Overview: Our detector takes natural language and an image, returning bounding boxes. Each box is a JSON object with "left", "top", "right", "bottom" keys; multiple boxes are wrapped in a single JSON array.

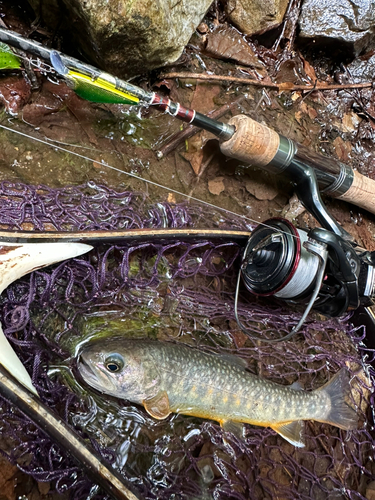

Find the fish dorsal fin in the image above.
[
  {"left": 271, "top": 421, "right": 305, "bottom": 448},
  {"left": 143, "top": 390, "right": 171, "bottom": 420},
  {"left": 221, "top": 419, "right": 246, "bottom": 439},
  {"left": 219, "top": 353, "right": 247, "bottom": 370}
]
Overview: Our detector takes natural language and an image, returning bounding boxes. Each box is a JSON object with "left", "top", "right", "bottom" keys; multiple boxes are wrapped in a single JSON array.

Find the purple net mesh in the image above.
[{"left": 0, "top": 180, "right": 373, "bottom": 500}]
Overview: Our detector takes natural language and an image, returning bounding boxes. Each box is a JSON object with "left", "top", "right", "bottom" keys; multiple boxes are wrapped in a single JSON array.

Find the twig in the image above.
[
  {"left": 156, "top": 95, "right": 245, "bottom": 158},
  {"left": 273, "top": 0, "right": 303, "bottom": 52},
  {"left": 187, "top": 152, "right": 215, "bottom": 198},
  {"left": 161, "top": 72, "right": 373, "bottom": 92}
]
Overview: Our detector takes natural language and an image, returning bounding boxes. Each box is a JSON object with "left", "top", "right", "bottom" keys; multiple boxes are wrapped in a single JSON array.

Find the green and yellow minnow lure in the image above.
[
  {"left": 50, "top": 51, "right": 139, "bottom": 105},
  {"left": 0, "top": 42, "right": 21, "bottom": 70},
  {"left": 0, "top": 28, "right": 233, "bottom": 139},
  {"left": 49, "top": 50, "right": 233, "bottom": 139}
]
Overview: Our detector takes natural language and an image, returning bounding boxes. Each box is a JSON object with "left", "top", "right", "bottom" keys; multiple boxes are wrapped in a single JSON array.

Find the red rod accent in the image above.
[{"left": 152, "top": 94, "right": 195, "bottom": 123}]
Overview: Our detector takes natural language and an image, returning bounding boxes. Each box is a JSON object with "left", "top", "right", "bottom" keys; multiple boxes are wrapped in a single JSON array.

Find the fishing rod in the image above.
[
  {"left": 0, "top": 27, "right": 374, "bottom": 221},
  {"left": 1, "top": 27, "right": 375, "bottom": 340}
]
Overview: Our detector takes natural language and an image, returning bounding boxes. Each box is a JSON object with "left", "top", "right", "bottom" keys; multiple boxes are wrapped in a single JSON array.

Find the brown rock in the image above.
[
  {"left": 28, "top": 0, "right": 214, "bottom": 78},
  {"left": 225, "top": 0, "right": 290, "bottom": 35}
]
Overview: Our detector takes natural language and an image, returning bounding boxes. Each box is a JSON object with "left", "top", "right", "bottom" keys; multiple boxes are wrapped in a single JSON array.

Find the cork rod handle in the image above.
[
  {"left": 220, "top": 114, "right": 375, "bottom": 216},
  {"left": 337, "top": 170, "right": 375, "bottom": 215},
  {"left": 220, "top": 114, "right": 280, "bottom": 166}
]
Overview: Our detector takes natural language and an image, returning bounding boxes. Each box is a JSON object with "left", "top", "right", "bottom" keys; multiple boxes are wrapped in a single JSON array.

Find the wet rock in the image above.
[
  {"left": 0, "top": 76, "right": 31, "bottom": 116},
  {"left": 299, "top": 0, "right": 375, "bottom": 56},
  {"left": 346, "top": 54, "right": 375, "bottom": 83},
  {"left": 27, "top": 0, "right": 213, "bottom": 78},
  {"left": 225, "top": 0, "right": 289, "bottom": 35}
]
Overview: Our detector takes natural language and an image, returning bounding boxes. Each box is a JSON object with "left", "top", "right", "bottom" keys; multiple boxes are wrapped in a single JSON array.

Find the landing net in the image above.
[{"left": 0, "top": 181, "right": 373, "bottom": 500}]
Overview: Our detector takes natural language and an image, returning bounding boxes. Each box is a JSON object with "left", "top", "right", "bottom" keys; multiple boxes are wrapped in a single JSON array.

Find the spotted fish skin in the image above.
[{"left": 78, "top": 339, "right": 358, "bottom": 446}]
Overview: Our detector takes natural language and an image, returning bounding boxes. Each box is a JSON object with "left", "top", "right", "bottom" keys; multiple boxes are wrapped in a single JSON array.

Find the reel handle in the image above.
[{"left": 220, "top": 114, "right": 375, "bottom": 216}]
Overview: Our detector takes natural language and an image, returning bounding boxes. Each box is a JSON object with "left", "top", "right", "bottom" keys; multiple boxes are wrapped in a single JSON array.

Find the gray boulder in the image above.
[
  {"left": 299, "top": 0, "right": 375, "bottom": 56},
  {"left": 225, "top": 0, "right": 290, "bottom": 35},
  {"left": 346, "top": 55, "right": 375, "bottom": 83},
  {"left": 27, "top": 0, "right": 214, "bottom": 77}
]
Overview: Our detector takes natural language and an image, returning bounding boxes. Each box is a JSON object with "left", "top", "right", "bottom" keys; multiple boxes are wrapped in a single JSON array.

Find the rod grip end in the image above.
[{"left": 338, "top": 170, "right": 375, "bottom": 215}]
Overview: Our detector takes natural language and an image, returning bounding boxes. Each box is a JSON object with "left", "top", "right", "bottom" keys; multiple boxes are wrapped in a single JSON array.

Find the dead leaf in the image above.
[
  {"left": 245, "top": 179, "right": 279, "bottom": 201},
  {"left": 278, "top": 82, "right": 295, "bottom": 91},
  {"left": 0, "top": 455, "right": 17, "bottom": 500},
  {"left": 208, "top": 177, "right": 225, "bottom": 195},
  {"left": 342, "top": 112, "right": 361, "bottom": 133},
  {"left": 333, "top": 136, "right": 352, "bottom": 162},
  {"left": 295, "top": 101, "right": 317, "bottom": 122},
  {"left": 366, "top": 481, "right": 375, "bottom": 500},
  {"left": 190, "top": 83, "right": 221, "bottom": 115},
  {"left": 302, "top": 56, "right": 318, "bottom": 83},
  {"left": 295, "top": 110, "right": 303, "bottom": 123},
  {"left": 204, "top": 25, "right": 263, "bottom": 69},
  {"left": 181, "top": 150, "right": 204, "bottom": 176}
]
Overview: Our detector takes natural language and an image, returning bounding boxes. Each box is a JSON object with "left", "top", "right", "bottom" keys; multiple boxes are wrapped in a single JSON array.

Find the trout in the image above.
[{"left": 77, "top": 339, "right": 358, "bottom": 447}]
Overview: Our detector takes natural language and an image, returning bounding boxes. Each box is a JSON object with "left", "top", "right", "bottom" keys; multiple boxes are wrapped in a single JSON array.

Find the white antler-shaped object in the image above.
[{"left": 0, "top": 242, "right": 92, "bottom": 394}]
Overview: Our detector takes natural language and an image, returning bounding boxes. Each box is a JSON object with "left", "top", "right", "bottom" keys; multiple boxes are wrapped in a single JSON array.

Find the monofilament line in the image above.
[{"left": 0, "top": 122, "right": 298, "bottom": 240}]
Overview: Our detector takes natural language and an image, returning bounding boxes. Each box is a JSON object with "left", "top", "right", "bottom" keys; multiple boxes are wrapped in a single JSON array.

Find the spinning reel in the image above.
[{"left": 236, "top": 159, "right": 375, "bottom": 342}]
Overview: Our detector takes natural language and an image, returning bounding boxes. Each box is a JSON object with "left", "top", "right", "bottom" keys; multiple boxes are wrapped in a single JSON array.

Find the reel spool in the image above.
[
  {"left": 241, "top": 219, "right": 320, "bottom": 300},
  {"left": 236, "top": 218, "right": 375, "bottom": 342}
]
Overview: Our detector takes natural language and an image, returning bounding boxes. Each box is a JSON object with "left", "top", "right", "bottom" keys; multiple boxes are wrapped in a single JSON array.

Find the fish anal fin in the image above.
[
  {"left": 271, "top": 420, "right": 305, "bottom": 448},
  {"left": 143, "top": 390, "right": 171, "bottom": 420},
  {"left": 220, "top": 420, "right": 246, "bottom": 440}
]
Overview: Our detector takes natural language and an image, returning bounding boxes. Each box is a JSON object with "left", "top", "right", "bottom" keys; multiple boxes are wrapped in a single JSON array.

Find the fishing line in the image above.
[{"left": 0, "top": 121, "right": 300, "bottom": 240}]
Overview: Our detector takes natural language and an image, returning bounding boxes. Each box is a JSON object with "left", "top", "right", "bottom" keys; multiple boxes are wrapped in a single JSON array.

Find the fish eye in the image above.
[{"left": 104, "top": 353, "right": 124, "bottom": 373}]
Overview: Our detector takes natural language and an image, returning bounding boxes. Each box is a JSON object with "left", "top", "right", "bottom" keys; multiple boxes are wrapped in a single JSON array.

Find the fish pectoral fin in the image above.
[
  {"left": 289, "top": 381, "right": 304, "bottom": 391},
  {"left": 271, "top": 420, "right": 305, "bottom": 448},
  {"left": 143, "top": 390, "right": 171, "bottom": 420},
  {"left": 220, "top": 420, "right": 246, "bottom": 440}
]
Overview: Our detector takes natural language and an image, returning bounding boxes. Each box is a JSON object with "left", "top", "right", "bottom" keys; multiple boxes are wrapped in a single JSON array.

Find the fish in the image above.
[{"left": 77, "top": 338, "right": 358, "bottom": 447}]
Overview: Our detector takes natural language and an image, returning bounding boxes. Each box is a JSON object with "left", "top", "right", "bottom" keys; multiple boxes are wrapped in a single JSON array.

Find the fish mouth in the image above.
[
  {"left": 77, "top": 352, "right": 117, "bottom": 394},
  {"left": 77, "top": 354, "right": 101, "bottom": 386}
]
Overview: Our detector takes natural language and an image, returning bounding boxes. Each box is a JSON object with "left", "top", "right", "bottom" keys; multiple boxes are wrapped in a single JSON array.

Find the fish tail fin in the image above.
[{"left": 317, "top": 368, "right": 358, "bottom": 430}]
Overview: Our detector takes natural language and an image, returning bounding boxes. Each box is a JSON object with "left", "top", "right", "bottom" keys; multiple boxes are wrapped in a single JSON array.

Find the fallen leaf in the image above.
[
  {"left": 342, "top": 112, "right": 361, "bottom": 133},
  {"left": 302, "top": 56, "right": 318, "bottom": 83},
  {"left": 204, "top": 25, "right": 263, "bottom": 69},
  {"left": 190, "top": 83, "right": 221, "bottom": 115},
  {"left": 333, "top": 136, "right": 352, "bottom": 162},
  {"left": 181, "top": 150, "right": 204, "bottom": 175},
  {"left": 366, "top": 481, "right": 375, "bottom": 500},
  {"left": 245, "top": 179, "right": 279, "bottom": 201},
  {"left": 208, "top": 177, "right": 225, "bottom": 195},
  {"left": 0, "top": 76, "right": 31, "bottom": 115},
  {"left": 278, "top": 81, "right": 295, "bottom": 91},
  {"left": 295, "top": 110, "right": 303, "bottom": 123}
]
